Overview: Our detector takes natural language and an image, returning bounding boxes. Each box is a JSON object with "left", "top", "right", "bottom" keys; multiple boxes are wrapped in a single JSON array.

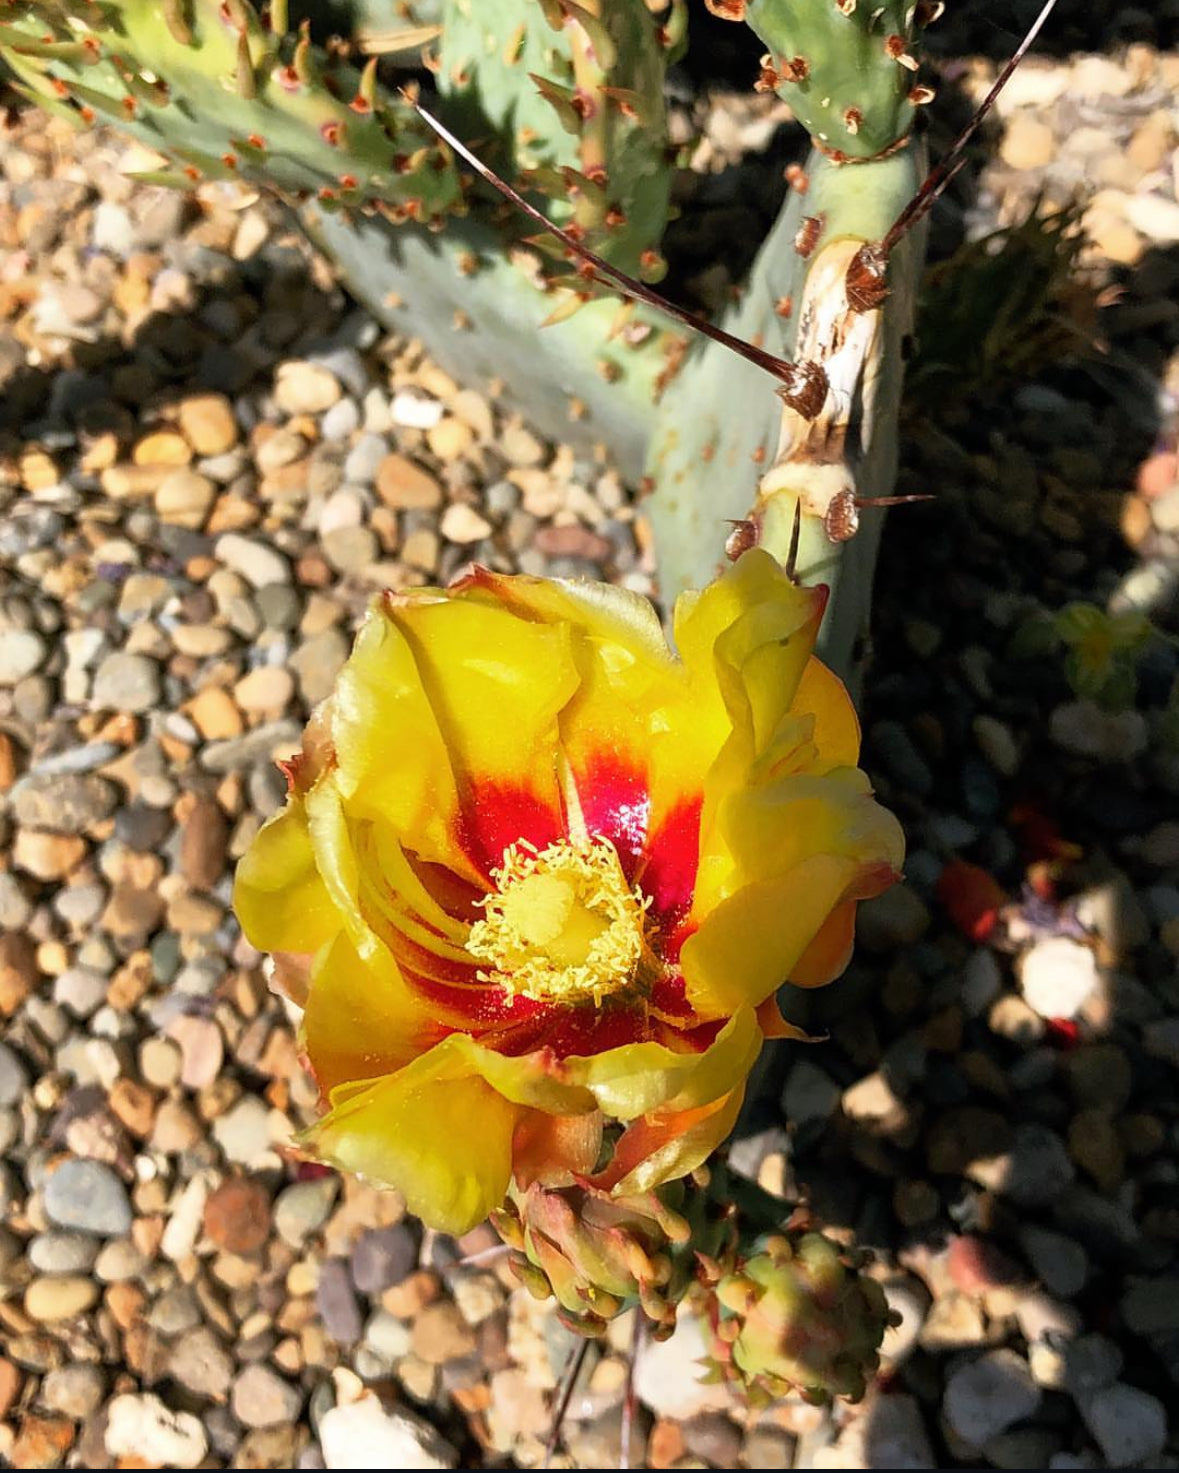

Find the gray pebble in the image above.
[
  {"left": 10, "top": 772, "right": 118, "bottom": 834},
  {"left": 28, "top": 1230, "right": 100, "bottom": 1274},
  {"left": 350, "top": 1225, "right": 418, "bottom": 1295},
  {"left": 91, "top": 652, "right": 161, "bottom": 713},
  {"left": 317, "top": 1256, "right": 364, "bottom": 1345},
  {"left": 0, "top": 1043, "right": 28, "bottom": 1108},
  {"left": 43, "top": 1158, "right": 133, "bottom": 1236}
]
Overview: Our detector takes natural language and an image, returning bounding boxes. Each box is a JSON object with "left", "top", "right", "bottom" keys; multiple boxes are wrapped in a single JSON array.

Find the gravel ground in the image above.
[{"left": 0, "top": 33, "right": 1178, "bottom": 1473}]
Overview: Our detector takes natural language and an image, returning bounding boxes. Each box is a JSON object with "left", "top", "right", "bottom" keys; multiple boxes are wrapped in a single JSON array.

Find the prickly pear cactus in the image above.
[
  {"left": 743, "top": 0, "right": 940, "bottom": 160},
  {"left": 0, "top": 0, "right": 683, "bottom": 463},
  {"left": 0, "top": 0, "right": 462, "bottom": 220}
]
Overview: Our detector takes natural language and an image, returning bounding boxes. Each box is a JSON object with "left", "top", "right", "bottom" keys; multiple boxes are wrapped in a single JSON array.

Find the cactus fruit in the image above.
[
  {"left": 492, "top": 1179, "right": 693, "bottom": 1339},
  {"left": 706, "top": 1230, "right": 894, "bottom": 1405}
]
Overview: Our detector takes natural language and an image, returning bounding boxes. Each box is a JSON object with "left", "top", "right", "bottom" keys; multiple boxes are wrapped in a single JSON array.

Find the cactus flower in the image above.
[{"left": 234, "top": 551, "right": 902, "bottom": 1233}]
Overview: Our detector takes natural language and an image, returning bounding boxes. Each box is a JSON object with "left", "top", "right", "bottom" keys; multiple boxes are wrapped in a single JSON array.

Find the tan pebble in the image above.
[
  {"left": 104, "top": 1281, "right": 145, "bottom": 1333},
  {"left": 1127, "top": 112, "right": 1175, "bottom": 175},
  {"left": 133, "top": 429, "right": 192, "bottom": 467},
  {"left": 178, "top": 392, "right": 239, "bottom": 455},
  {"left": 19, "top": 446, "right": 58, "bottom": 491},
  {"left": 402, "top": 528, "right": 439, "bottom": 572},
  {"left": 234, "top": 666, "right": 295, "bottom": 713},
  {"left": 381, "top": 1269, "right": 441, "bottom": 1320},
  {"left": 0, "top": 934, "right": 38, "bottom": 1016},
  {"left": 322, "top": 525, "right": 379, "bottom": 574},
  {"left": 167, "top": 893, "right": 223, "bottom": 936},
  {"left": 451, "top": 388, "right": 494, "bottom": 441},
  {"left": 1120, "top": 494, "right": 1153, "bottom": 548},
  {"left": 151, "top": 1097, "right": 203, "bottom": 1154},
  {"left": 187, "top": 686, "right": 244, "bottom": 740},
  {"left": 108, "top": 1078, "right": 157, "bottom": 1137},
  {"left": 1083, "top": 205, "right": 1144, "bottom": 266},
  {"left": 101, "top": 884, "right": 165, "bottom": 939},
  {"left": 12, "top": 829, "right": 87, "bottom": 881},
  {"left": 274, "top": 361, "right": 341, "bottom": 416},
  {"left": 206, "top": 496, "right": 261, "bottom": 535},
  {"left": 0, "top": 731, "right": 20, "bottom": 790},
  {"left": 155, "top": 468, "right": 216, "bottom": 529},
  {"left": 172, "top": 626, "right": 235, "bottom": 659},
  {"left": 440, "top": 503, "right": 491, "bottom": 544},
  {"left": 140, "top": 1035, "right": 182, "bottom": 1089},
  {"left": 375, "top": 453, "right": 443, "bottom": 510},
  {"left": 181, "top": 798, "right": 229, "bottom": 890},
  {"left": 254, "top": 427, "right": 307, "bottom": 473},
  {"left": 0, "top": 1358, "right": 20, "bottom": 1419},
  {"left": 1000, "top": 114, "right": 1055, "bottom": 171},
  {"left": 25, "top": 1275, "right": 98, "bottom": 1322},
  {"left": 10, "top": 1414, "right": 74, "bottom": 1469},
  {"left": 427, "top": 415, "right": 474, "bottom": 462},
  {"left": 101, "top": 463, "right": 170, "bottom": 499}
]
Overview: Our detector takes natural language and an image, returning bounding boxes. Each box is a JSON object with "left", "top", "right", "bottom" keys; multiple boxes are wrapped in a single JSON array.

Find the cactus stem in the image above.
[
  {"left": 267, "top": 0, "right": 286, "bottom": 34},
  {"left": 161, "top": 0, "right": 192, "bottom": 45}
]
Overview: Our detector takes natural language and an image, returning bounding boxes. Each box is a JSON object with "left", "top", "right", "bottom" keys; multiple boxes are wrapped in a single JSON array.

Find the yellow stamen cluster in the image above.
[{"left": 467, "top": 836, "right": 650, "bottom": 1006}]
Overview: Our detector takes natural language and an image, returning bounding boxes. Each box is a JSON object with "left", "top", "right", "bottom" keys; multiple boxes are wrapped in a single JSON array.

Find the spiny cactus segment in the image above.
[
  {"left": 739, "top": 0, "right": 943, "bottom": 161},
  {"left": 0, "top": 0, "right": 464, "bottom": 220},
  {"left": 437, "top": 0, "right": 678, "bottom": 283}
]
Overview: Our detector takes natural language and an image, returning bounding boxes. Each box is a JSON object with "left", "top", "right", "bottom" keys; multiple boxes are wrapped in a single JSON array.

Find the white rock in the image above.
[
  {"left": 1019, "top": 937, "right": 1099, "bottom": 1020},
  {"left": 1080, "top": 1382, "right": 1166, "bottom": 1466},
  {"left": 632, "top": 1312, "right": 732, "bottom": 1419},
  {"left": 160, "top": 1173, "right": 212, "bottom": 1262},
  {"left": 0, "top": 630, "right": 47, "bottom": 685},
  {"left": 214, "top": 532, "right": 291, "bottom": 588},
  {"left": 943, "top": 1349, "right": 1041, "bottom": 1447},
  {"left": 1049, "top": 701, "right": 1147, "bottom": 762},
  {"left": 390, "top": 389, "right": 444, "bottom": 429},
  {"left": 105, "top": 1392, "right": 208, "bottom": 1465},
  {"left": 319, "top": 1393, "right": 458, "bottom": 1470}
]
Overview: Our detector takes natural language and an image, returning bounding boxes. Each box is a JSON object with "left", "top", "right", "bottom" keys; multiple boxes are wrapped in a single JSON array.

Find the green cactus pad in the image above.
[
  {"left": 744, "top": 0, "right": 940, "bottom": 160},
  {"left": 0, "top": 0, "right": 463, "bottom": 220},
  {"left": 437, "top": 0, "right": 675, "bottom": 274}
]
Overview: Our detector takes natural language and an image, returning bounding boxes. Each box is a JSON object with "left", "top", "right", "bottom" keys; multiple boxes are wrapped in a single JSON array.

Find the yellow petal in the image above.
[
  {"left": 232, "top": 798, "right": 338, "bottom": 956},
  {"left": 328, "top": 600, "right": 464, "bottom": 871},
  {"left": 789, "top": 657, "right": 861, "bottom": 770},
  {"left": 680, "top": 853, "right": 866, "bottom": 1017},
  {"left": 302, "top": 934, "right": 444, "bottom": 1094},
  {"left": 386, "top": 591, "right": 579, "bottom": 812},
  {"left": 563, "top": 1005, "right": 762, "bottom": 1121},
  {"left": 305, "top": 1046, "right": 521, "bottom": 1235}
]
